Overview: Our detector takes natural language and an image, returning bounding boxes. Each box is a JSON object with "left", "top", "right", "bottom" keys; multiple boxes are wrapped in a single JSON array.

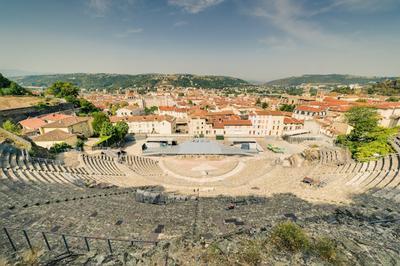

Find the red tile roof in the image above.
[
  {"left": 296, "top": 105, "right": 326, "bottom": 112},
  {"left": 41, "top": 117, "right": 91, "bottom": 128},
  {"left": 40, "top": 113, "right": 72, "bottom": 122},
  {"left": 159, "top": 106, "right": 188, "bottom": 112},
  {"left": 19, "top": 118, "right": 47, "bottom": 130},
  {"left": 111, "top": 115, "right": 175, "bottom": 123},
  {"left": 223, "top": 120, "right": 252, "bottom": 126},
  {"left": 32, "top": 129, "right": 76, "bottom": 142},
  {"left": 252, "top": 110, "right": 292, "bottom": 116},
  {"left": 284, "top": 117, "right": 304, "bottom": 125}
]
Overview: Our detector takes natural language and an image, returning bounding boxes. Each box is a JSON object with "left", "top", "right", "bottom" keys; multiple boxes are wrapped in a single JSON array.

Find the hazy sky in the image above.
[{"left": 1, "top": 0, "right": 399, "bottom": 81}]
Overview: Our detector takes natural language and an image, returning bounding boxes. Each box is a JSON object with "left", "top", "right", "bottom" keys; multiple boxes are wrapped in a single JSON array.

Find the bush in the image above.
[
  {"left": 75, "top": 139, "right": 84, "bottom": 151},
  {"left": 237, "top": 240, "right": 262, "bottom": 265},
  {"left": 2, "top": 120, "right": 22, "bottom": 135},
  {"left": 21, "top": 247, "right": 43, "bottom": 265},
  {"left": 216, "top": 135, "right": 224, "bottom": 140},
  {"left": 49, "top": 142, "right": 72, "bottom": 154},
  {"left": 34, "top": 101, "right": 49, "bottom": 110},
  {"left": 202, "top": 243, "right": 229, "bottom": 265},
  {"left": 270, "top": 221, "right": 309, "bottom": 252},
  {"left": 313, "top": 237, "right": 338, "bottom": 263}
]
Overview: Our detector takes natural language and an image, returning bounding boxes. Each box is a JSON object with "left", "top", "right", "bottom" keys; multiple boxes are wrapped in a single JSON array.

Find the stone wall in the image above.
[{"left": 0, "top": 103, "right": 75, "bottom": 124}]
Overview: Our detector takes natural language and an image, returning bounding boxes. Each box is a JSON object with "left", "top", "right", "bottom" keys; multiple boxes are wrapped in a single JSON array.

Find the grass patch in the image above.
[
  {"left": 0, "top": 257, "right": 9, "bottom": 266},
  {"left": 271, "top": 221, "right": 310, "bottom": 253},
  {"left": 313, "top": 237, "right": 340, "bottom": 263},
  {"left": 237, "top": 240, "right": 262, "bottom": 265},
  {"left": 20, "top": 247, "right": 43, "bottom": 265},
  {"left": 202, "top": 243, "right": 230, "bottom": 265}
]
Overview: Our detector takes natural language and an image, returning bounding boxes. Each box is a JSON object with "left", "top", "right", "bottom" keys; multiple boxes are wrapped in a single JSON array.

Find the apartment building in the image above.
[
  {"left": 116, "top": 105, "right": 144, "bottom": 116},
  {"left": 293, "top": 106, "right": 327, "bottom": 121},
  {"left": 249, "top": 110, "right": 288, "bottom": 136},
  {"left": 158, "top": 106, "right": 188, "bottom": 120},
  {"left": 111, "top": 115, "right": 176, "bottom": 135}
]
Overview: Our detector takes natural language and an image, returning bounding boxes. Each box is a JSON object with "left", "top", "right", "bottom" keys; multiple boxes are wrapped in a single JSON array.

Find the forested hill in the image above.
[
  {"left": 266, "top": 74, "right": 397, "bottom": 86},
  {"left": 0, "top": 73, "right": 29, "bottom": 95},
  {"left": 12, "top": 73, "right": 250, "bottom": 89}
]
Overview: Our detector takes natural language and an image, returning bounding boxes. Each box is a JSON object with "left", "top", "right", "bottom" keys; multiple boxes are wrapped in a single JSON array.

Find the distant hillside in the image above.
[
  {"left": 12, "top": 73, "right": 250, "bottom": 89},
  {"left": 266, "top": 74, "right": 397, "bottom": 86}
]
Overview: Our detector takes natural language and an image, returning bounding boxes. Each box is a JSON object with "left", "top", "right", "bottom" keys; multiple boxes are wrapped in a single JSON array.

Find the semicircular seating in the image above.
[
  {"left": 120, "top": 155, "right": 163, "bottom": 177},
  {"left": 80, "top": 154, "right": 125, "bottom": 176}
]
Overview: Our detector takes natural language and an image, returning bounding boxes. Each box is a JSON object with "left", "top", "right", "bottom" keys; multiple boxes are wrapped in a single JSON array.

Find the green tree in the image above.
[
  {"left": 345, "top": 106, "right": 379, "bottom": 140},
  {"left": 109, "top": 102, "right": 128, "bottom": 115},
  {"left": 337, "top": 107, "right": 397, "bottom": 161},
  {"left": 310, "top": 88, "right": 318, "bottom": 96},
  {"left": 75, "top": 139, "right": 84, "bottom": 151},
  {"left": 100, "top": 121, "right": 116, "bottom": 137},
  {"left": 114, "top": 121, "right": 129, "bottom": 141},
  {"left": 261, "top": 102, "right": 268, "bottom": 109},
  {"left": 2, "top": 120, "right": 22, "bottom": 135},
  {"left": 46, "top": 82, "right": 79, "bottom": 98},
  {"left": 332, "top": 86, "right": 354, "bottom": 94},
  {"left": 49, "top": 142, "right": 72, "bottom": 153},
  {"left": 144, "top": 106, "right": 158, "bottom": 115},
  {"left": 279, "top": 104, "right": 295, "bottom": 112},
  {"left": 92, "top": 112, "right": 110, "bottom": 135},
  {"left": 0, "top": 74, "right": 29, "bottom": 96},
  {"left": 78, "top": 98, "right": 99, "bottom": 114},
  {"left": 386, "top": 96, "right": 400, "bottom": 102}
]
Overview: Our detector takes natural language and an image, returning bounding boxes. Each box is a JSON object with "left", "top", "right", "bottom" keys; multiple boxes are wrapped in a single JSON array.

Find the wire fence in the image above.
[{"left": 2, "top": 227, "right": 158, "bottom": 255}]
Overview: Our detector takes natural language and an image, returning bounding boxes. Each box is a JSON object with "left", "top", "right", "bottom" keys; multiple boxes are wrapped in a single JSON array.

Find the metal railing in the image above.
[{"left": 2, "top": 227, "right": 158, "bottom": 255}]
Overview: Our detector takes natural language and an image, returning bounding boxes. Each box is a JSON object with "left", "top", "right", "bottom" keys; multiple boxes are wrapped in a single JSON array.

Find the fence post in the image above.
[
  {"left": 22, "top": 230, "right": 33, "bottom": 250},
  {"left": 107, "top": 239, "right": 113, "bottom": 254},
  {"left": 3, "top": 228, "right": 16, "bottom": 252},
  {"left": 42, "top": 232, "right": 51, "bottom": 250},
  {"left": 84, "top": 237, "right": 90, "bottom": 251},
  {"left": 62, "top": 234, "right": 70, "bottom": 253}
]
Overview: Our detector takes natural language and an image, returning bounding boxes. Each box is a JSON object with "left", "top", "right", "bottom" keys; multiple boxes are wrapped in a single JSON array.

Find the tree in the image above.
[
  {"left": 2, "top": 120, "right": 22, "bottom": 135},
  {"left": 8, "top": 82, "right": 27, "bottom": 95},
  {"left": 109, "top": 102, "right": 128, "bottom": 115},
  {"left": 79, "top": 98, "right": 99, "bottom": 114},
  {"left": 114, "top": 121, "right": 129, "bottom": 141},
  {"left": 0, "top": 73, "right": 29, "bottom": 96},
  {"left": 336, "top": 106, "right": 396, "bottom": 162},
  {"left": 49, "top": 142, "right": 72, "bottom": 154},
  {"left": 332, "top": 86, "right": 354, "bottom": 94},
  {"left": 256, "top": 98, "right": 261, "bottom": 106},
  {"left": 345, "top": 106, "right": 379, "bottom": 140},
  {"left": 98, "top": 120, "right": 128, "bottom": 147},
  {"left": 310, "top": 88, "right": 318, "bottom": 96},
  {"left": 46, "top": 82, "right": 79, "bottom": 98},
  {"left": 100, "top": 121, "right": 116, "bottom": 137},
  {"left": 0, "top": 73, "right": 11, "bottom": 88},
  {"left": 144, "top": 106, "right": 158, "bottom": 115},
  {"left": 261, "top": 102, "right": 268, "bottom": 109},
  {"left": 92, "top": 112, "right": 110, "bottom": 135},
  {"left": 386, "top": 96, "right": 400, "bottom": 102},
  {"left": 279, "top": 104, "right": 295, "bottom": 112},
  {"left": 75, "top": 139, "right": 84, "bottom": 151}
]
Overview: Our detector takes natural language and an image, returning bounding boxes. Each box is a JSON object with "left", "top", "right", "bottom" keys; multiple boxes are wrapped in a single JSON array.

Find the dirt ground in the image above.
[{"left": 0, "top": 96, "right": 46, "bottom": 110}]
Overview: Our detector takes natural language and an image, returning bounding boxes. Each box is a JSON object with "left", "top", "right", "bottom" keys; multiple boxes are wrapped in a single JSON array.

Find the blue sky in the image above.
[{"left": 1, "top": 0, "right": 399, "bottom": 81}]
